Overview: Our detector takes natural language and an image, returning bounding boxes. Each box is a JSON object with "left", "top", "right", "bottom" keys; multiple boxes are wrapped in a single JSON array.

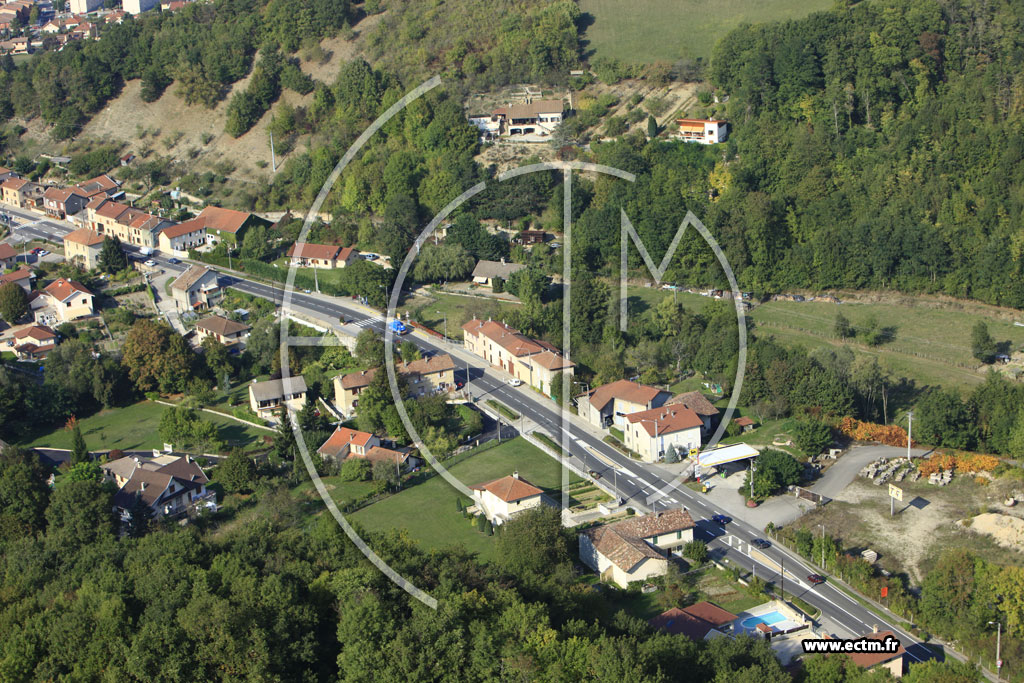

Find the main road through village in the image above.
[{"left": 7, "top": 205, "right": 946, "bottom": 667}]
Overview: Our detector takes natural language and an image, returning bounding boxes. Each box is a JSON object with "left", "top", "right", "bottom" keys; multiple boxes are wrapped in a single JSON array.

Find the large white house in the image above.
[
  {"left": 676, "top": 118, "right": 729, "bottom": 144},
  {"left": 470, "top": 472, "right": 550, "bottom": 525},
  {"left": 579, "top": 509, "right": 696, "bottom": 588},
  {"left": 624, "top": 405, "right": 704, "bottom": 463},
  {"left": 579, "top": 379, "right": 672, "bottom": 431}
]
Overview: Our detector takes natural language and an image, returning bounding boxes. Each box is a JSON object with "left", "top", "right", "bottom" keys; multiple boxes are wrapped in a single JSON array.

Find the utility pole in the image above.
[
  {"left": 227, "top": 243, "right": 232, "bottom": 271},
  {"left": 907, "top": 410, "right": 913, "bottom": 463},
  {"left": 821, "top": 524, "right": 825, "bottom": 569},
  {"left": 436, "top": 310, "right": 447, "bottom": 340},
  {"left": 313, "top": 264, "right": 319, "bottom": 293},
  {"left": 270, "top": 132, "right": 277, "bottom": 173},
  {"left": 496, "top": 414, "right": 501, "bottom": 444},
  {"left": 750, "top": 459, "right": 755, "bottom": 500},
  {"left": 780, "top": 556, "right": 785, "bottom": 600},
  {"left": 989, "top": 620, "right": 1002, "bottom": 679}
]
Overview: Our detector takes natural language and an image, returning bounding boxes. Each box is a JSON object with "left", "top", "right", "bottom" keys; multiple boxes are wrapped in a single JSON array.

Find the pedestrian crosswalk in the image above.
[{"left": 349, "top": 316, "right": 382, "bottom": 328}]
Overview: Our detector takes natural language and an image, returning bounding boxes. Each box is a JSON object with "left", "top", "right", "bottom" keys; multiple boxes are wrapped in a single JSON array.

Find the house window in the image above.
[
  {"left": 651, "top": 535, "right": 658, "bottom": 544},
  {"left": 676, "top": 530, "right": 682, "bottom": 539}
]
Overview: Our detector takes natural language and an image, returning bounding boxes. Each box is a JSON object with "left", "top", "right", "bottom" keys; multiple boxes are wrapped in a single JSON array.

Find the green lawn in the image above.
[
  {"left": 625, "top": 285, "right": 713, "bottom": 316},
  {"left": 579, "top": 0, "right": 834, "bottom": 63},
  {"left": 24, "top": 400, "right": 268, "bottom": 452},
  {"left": 349, "top": 438, "right": 579, "bottom": 561},
  {"left": 403, "top": 291, "right": 521, "bottom": 339}
]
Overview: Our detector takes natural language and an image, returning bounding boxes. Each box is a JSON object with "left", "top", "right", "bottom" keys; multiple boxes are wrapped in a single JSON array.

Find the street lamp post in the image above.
[
  {"left": 989, "top": 621, "right": 1002, "bottom": 679},
  {"left": 639, "top": 415, "right": 662, "bottom": 461},
  {"left": 906, "top": 410, "right": 913, "bottom": 463},
  {"left": 821, "top": 524, "right": 826, "bottom": 569}
]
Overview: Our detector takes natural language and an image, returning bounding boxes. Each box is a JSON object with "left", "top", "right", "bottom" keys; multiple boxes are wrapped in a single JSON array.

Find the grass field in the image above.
[
  {"left": 349, "top": 438, "right": 579, "bottom": 561},
  {"left": 23, "top": 401, "right": 267, "bottom": 452},
  {"left": 402, "top": 291, "right": 521, "bottom": 339},
  {"left": 579, "top": 0, "right": 834, "bottom": 63}
]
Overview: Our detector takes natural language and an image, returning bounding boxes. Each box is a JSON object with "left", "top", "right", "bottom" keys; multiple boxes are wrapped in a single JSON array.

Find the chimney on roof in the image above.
[
  {"left": 185, "top": 455, "right": 191, "bottom": 463},
  {"left": 140, "top": 482, "right": 147, "bottom": 490},
  {"left": 512, "top": 471, "right": 519, "bottom": 479}
]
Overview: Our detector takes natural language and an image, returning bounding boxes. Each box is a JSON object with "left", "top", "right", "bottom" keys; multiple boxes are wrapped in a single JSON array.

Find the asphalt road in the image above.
[{"left": 6, "top": 206, "right": 943, "bottom": 657}]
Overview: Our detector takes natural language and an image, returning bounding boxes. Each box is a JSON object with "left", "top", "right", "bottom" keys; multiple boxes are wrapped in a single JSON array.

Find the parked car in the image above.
[
  {"left": 711, "top": 514, "right": 731, "bottom": 525},
  {"left": 168, "top": 257, "right": 180, "bottom": 264},
  {"left": 143, "top": 259, "right": 157, "bottom": 267},
  {"left": 751, "top": 539, "right": 771, "bottom": 549},
  {"left": 588, "top": 469, "right": 601, "bottom": 479},
  {"left": 38, "top": 249, "right": 49, "bottom": 257},
  {"left": 807, "top": 574, "right": 826, "bottom": 586},
  {"left": 507, "top": 378, "right": 522, "bottom": 387}
]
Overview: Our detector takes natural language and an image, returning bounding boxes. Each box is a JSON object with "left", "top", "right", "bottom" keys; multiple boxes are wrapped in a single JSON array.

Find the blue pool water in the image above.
[{"left": 740, "top": 611, "right": 788, "bottom": 629}]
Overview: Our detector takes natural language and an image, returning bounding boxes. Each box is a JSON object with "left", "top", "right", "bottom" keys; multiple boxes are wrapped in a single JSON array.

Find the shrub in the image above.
[{"left": 682, "top": 540, "right": 708, "bottom": 563}]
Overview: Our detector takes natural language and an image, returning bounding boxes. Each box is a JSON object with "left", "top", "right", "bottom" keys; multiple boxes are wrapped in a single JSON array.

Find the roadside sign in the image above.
[
  {"left": 888, "top": 484, "right": 903, "bottom": 502},
  {"left": 998, "top": 659, "right": 1002, "bottom": 668},
  {"left": 689, "top": 448, "right": 699, "bottom": 457},
  {"left": 880, "top": 587, "right": 888, "bottom": 598}
]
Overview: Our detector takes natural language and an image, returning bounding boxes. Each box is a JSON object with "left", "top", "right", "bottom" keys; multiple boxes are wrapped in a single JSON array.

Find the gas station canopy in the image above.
[{"left": 695, "top": 443, "right": 760, "bottom": 468}]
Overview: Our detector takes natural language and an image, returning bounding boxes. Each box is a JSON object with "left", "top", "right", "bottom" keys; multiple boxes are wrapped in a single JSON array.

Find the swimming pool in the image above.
[{"left": 740, "top": 611, "right": 788, "bottom": 630}]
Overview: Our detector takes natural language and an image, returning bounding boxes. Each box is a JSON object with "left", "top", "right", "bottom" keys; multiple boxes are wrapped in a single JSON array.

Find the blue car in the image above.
[{"left": 711, "top": 514, "right": 731, "bottom": 525}]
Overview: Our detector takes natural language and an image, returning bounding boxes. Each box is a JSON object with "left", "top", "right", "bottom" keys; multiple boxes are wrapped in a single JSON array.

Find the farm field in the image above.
[
  {"left": 579, "top": 0, "right": 833, "bottom": 63},
  {"left": 349, "top": 438, "right": 579, "bottom": 561},
  {"left": 23, "top": 400, "right": 268, "bottom": 452}
]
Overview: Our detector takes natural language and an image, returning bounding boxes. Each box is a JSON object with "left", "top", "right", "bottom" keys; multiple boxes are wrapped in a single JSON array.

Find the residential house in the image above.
[
  {"left": 12, "top": 324, "right": 58, "bottom": 359},
  {"left": 492, "top": 99, "right": 565, "bottom": 136},
  {"left": 333, "top": 353, "right": 456, "bottom": 416},
  {"left": 119, "top": 153, "right": 135, "bottom": 166},
  {"left": 649, "top": 602, "right": 737, "bottom": 641},
  {"left": 196, "top": 205, "right": 269, "bottom": 244},
  {"left": 69, "top": 0, "right": 102, "bottom": 13},
  {"left": 75, "top": 174, "right": 122, "bottom": 199},
  {"left": 516, "top": 230, "right": 547, "bottom": 245},
  {"left": 733, "top": 416, "right": 756, "bottom": 433},
  {"left": 666, "top": 390, "right": 720, "bottom": 436},
  {"left": 461, "top": 318, "right": 574, "bottom": 397},
  {"left": 170, "top": 265, "right": 222, "bottom": 311},
  {"left": 286, "top": 242, "right": 360, "bottom": 269},
  {"left": 624, "top": 405, "right": 703, "bottom": 463},
  {"left": 579, "top": 379, "right": 671, "bottom": 431},
  {"left": 62, "top": 228, "right": 105, "bottom": 270},
  {"left": 195, "top": 315, "right": 250, "bottom": 345},
  {"left": 70, "top": 21, "right": 96, "bottom": 39},
  {"left": 470, "top": 472, "right": 549, "bottom": 525},
  {"left": 316, "top": 426, "right": 379, "bottom": 461},
  {"left": 0, "top": 166, "right": 18, "bottom": 182},
  {"left": 43, "top": 186, "right": 89, "bottom": 219},
  {"left": 30, "top": 277, "right": 94, "bottom": 323},
  {"left": 471, "top": 258, "right": 525, "bottom": 288},
  {"left": 0, "top": 241, "right": 16, "bottom": 268},
  {"left": 157, "top": 217, "right": 207, "bottom": 253},
  {"left": 104, "top": 454, "right": 214, "bottom": 520},
  {"left": 1, "top": 177, "right": 44, "bottom": 208},
  {"left": 676, "top": 118, "right": 729, "bottom": 145},
  {"left": 248, "top": 376, "right": 308, "bottom": 419},
  {"left": 579, "top": 509, "right": 696, "bottom": 588},
  {"left": 0, "top": 267, "right": 32, "bottom": 292},
  {"left": 124, "top": 0, "right": 158, "bottom": 14},
  {"left": 0, "top": 37, "right": 30, "bottom": 55},
  {"left": 362, "top": 444, "right": 420, "bottom": 471},
  {"left": 831, "top": 630, "right": 906, "bottom": 678},
  {"left": 85, "top": 199, "right": 172, "bottom": 249}
]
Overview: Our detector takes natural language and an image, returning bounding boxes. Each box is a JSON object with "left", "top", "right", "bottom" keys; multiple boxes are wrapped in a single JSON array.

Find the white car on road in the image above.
[{"left": 507, "top": 378, "right": 522, "bottom": 387}]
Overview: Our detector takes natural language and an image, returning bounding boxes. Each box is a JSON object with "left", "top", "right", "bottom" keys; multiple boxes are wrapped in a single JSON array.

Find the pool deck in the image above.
[{"left": 732, "top": 600, "right": 806, "bottom": 636}]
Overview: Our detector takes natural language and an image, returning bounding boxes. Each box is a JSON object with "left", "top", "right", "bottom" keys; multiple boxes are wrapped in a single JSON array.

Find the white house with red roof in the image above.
[
  {"left": 157, "top": 217, "right": 208, "bottom": 253},
  {"left": 579, "top": 509, "right": 696, "bottom": 587},
  {"left": 624, "top": 405, "right": 703, "bottom": 462},
  {"left": 287, "top": 242, "right": 360, "bottom": 269},
  {"left": 30, "top": 277, "right": 94, "bottom": 324},
  {"left": 316, "top": 426, "right": 379, "bottom": 461},
  {"left": 470, "top": 472, "right": 551, "bottom": 525}
]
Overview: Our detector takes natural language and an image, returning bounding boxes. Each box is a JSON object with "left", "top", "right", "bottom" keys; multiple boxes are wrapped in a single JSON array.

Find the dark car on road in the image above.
[
  {"left": 588, "top": 469, "right": 602, "bottom": 479},
  {"left": 711, "top": 514, "right": 731, "bottom": 525},
  {"left": 168, "top": 257, "right": 180, "bottom": 264},
  {"left": 807, "top": 574, "right": 826, "bottom": 586},
  {"left": 751, "top": 539, "right": 771, "bottom": 549}
]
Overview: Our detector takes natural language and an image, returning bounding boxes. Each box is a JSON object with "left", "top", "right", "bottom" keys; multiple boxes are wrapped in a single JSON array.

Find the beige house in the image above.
[
  {"left": 30, "top": 278, "right": 94, "bottom": 323},
  {"left": 579, "top": 509, "right": 696, "bottom": 588},
  {"left": 470, "top": 472, "right": 549, "bottom": 525},
  {"left": 196, "top": 205, "right": 269, "bottom": 245},
  {"left": 461, "top": 319, "right": 573, "bottom": 397},
  {"left": 63, "top": 228, "right": 105, "bottom": 270},
  {"left": 579, "top": 379, "right": 671, "bottom": 431},
  {"left": 1, "top": 178, "right": 45, "bottom": 209},
  {"left": 195, "top": 315, "right": 250, "bottom": 345},
  {"left": 286, "top": 242, "right": 360, "bottom": 269},
  {"left": 333, "top": 353, "right": 456, "bottom": 416},
  {"left": 170, "top": 265, "right": 222, "bottom": 312},
  {"left": 158, "top": 217, "right": 208, "bottom": 253},
  {"left": 624, "top": 405, "right": 703, "bottom": 463},
  {"left": 248, "top": 377, "right": 308, "bottom": 420},
  {"left": 316, "top": 427, "right": 379, "bottom": 461},
  {"left": 13, "top": 324, "right": 58, "bottom": 359},
  {"left": 85, "top": 199, "right": 171, "bottom": 249}
]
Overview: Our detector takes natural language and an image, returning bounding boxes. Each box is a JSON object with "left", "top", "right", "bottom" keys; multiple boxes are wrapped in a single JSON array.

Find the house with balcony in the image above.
[
  {"left": 170, "top": 265, "right": 222, "bottom": 311},
  {"left": 579, "top": 379, "right": 672, "bottom": 431},
  {"left": 676, "top": 118, "right": 728, "bottom": 145},
  {"left": 29, "top": 277, "right": 94, "bottom": 324},
  {"left": 248, "top": 376, "right": 308, "bottom": 419},
  {"left": 12, "top": 324, "right": 58, "bottom": 359},
  {"left": 104, "top": 454, "right": 214, "bottom": 521},
  {"left": 492, "top": 99, "right": 565, "bottom": 137},
  {"left": 1, "top": 177, "right": 44, "bottom": 208}
]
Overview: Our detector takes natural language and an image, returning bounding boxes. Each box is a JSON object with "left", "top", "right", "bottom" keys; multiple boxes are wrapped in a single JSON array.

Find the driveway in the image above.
[{"left": 810, "top": 445, "right": 931, "bottom": 500}]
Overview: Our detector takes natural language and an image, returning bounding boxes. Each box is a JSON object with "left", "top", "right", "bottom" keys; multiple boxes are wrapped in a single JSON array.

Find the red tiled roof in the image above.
[
  {"left": 337, "top": 246, "right": 358, "bottom": 261},
  {"left": 0, "top": 267, "right": 31, "bottom": 285},
  {"left": 666, "top": 391, "right": 720, "bottom": 417},
  {"left": 287, "top": 242, "right": 341, "bottom": 261},
  {"left": 197, "top": 206, "right": 252, "bottom": 234},
  {"left": 160, "top": 217, "right": 206, "bottom": 239},
  {"left": 95, "top": 202, "right": 129, "bottom": 220},
  {"left": 43, "top": 277, "right": 91, "bottom": 303},
  {"left": 626, "top": 405, "right": 703, "bottom": 437},
  {"left": 838, "top": 631, "right": 906, "bottom": 669},
  {"left": 63, "top": 228, "right": 104, "bottom": 246},
  {"left": 649, "top": 602, "right": 737, "bottom": 641},
  {"left": 14, "top": 324, "right": 56, "bottom": 342},
  {"left": 2, "top": 177, "right": 28, "bottom": 191},
  {"left": 587, "top": 379, "right": 667, "bottom": 412},
  {"left": 76, "top": 174, "right": 120, "bottom": 196},
  {"left": 734, "top": 416, "right": 755, "bottom": 427},
  {"left": 462, "top": 318, "right": 543, "bottom": 356},
  {"left": 0, "top": 242, "right": 16, "bottom": 259},
  {"left": 338, "top": 354, "right": 455, "bottom": 390},
  {"left": 582, "top": 509, "right": 696, "bottom": 572},
  {"left": 470, "top": 473, "right": 543, "bottom": 503},
  {"left": 317, "top": 427, "right": 375, "bottom": 458},
  {"left": 43, "top": 186, "right": 87, "bottom": 202}
]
